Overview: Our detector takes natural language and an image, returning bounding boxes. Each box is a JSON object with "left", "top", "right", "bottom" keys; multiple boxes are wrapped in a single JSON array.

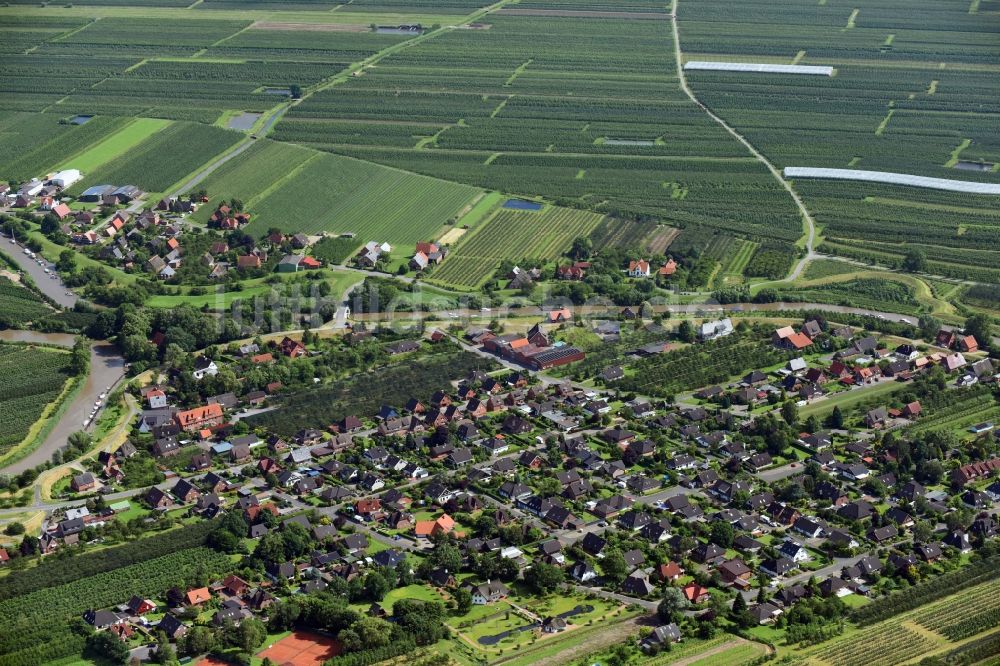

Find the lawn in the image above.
[
  {"left": 840, "top": 593, "right": 871, "bottom": 608},
  {"left": 376, "top": 583, "right": 444, "bottom": 612},
  {"left": 798, "top": 379, "right": 905, "bottom": 421},
  {"left": 461, "top": 601, "right": 536, "bottom": 645},
  {"left": 58, "top": 117, "right": 172, "bottom": 173}
]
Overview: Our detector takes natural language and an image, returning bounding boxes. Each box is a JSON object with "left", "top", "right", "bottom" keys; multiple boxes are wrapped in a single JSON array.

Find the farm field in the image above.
[
  {"left": 69, "top": 121, "right": 243, "bottom": 195},
  {"left": 188, "top": 139, "right": 316, "bottom": 221},
  {"left": 0, "top": 277, "right": 55, "bottom": 328},
  {"left": 0, "top": 113, "right": 131, "bottom": 182},
  {"left": 280, "top": 11, "right": 805, "bottom": 277},
  {"left": 0, "top": 10, "right": 432, "bottom": 124},
  {"left": 242, "top": 150, "right": 482, "bottom": 246},
  {"left": 0, "top": 546, "right": 232, "bottom": 665},
  {"left": 772, "top": 277, "right": 922, "bottom": 316},
  {"left": 429, "top": 205, "right": 604, "bottom": 288},
  {"left": 678, "top": 0, "right": 1000, "bottom": 282},
  {"left": 907, "top": 389, "right": 1000, "bottom": 438},
  {"left": 0, "top": 343, "right": 73, "bottom": 457},
  {"left": 794, "top": 579, "right": 1000, "bottom": 665},
  {"left": 56, "top": 117, "right": 172, "bottom": 173}
]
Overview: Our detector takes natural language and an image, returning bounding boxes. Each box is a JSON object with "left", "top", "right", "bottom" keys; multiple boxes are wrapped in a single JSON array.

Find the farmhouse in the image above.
[{"left": 627, "top": 259, "right": 651, "bottom": 277}]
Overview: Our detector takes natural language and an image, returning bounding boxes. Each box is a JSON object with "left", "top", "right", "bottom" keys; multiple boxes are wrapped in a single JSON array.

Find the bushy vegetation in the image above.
[
  {"left": 0, "top": 547, "right": 232, "bottom": 666},
  {"left": 0, "top": 343, "right": 73, "bottom": 455},
  {"left": 432, "top": 206, "right": 604, "bottom": 288},
  {"left": 245, "top": 350, "right": 497, "bottom": 434},
  {"left": 0, "top": 278, "right": 53, "bottom": 328}
]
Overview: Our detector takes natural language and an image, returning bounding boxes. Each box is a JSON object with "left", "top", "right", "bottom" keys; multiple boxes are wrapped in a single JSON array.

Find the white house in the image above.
[
  {"left": 192, "top": 357, "right": 219, "bottom": 380},
  {"left": 469, "top": 580, "right": 508, "bottom": 605},
  {"left": 778, "top": 540, "right": 811, "bottom": 563},
  {"left": 146, "top": 389, "right": 167, "bottom": 409},
  {"left": 627, "top": 259, "right": 651, "bottom": 277}
]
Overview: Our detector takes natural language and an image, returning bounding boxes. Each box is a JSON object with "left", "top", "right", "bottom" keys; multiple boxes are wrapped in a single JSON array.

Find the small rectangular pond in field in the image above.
[
  {"left": 953, "top": 160, "right": 994, "bottom": 172},
  {"left": 227, "top": 112, "right": 261, "bottom": 131},
  {"left": 69, "top": 115, "right": 93, "bottom": 125},
  {"left": 264, "top": 87, "right": 291, "bottom": 96},
  {"left": 502, "top": 198, "right": 543, "bottom": 211}
]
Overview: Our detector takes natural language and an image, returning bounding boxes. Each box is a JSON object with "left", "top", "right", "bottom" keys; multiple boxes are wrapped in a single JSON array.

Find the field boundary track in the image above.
[
  {"left": 495, "top": 8, "right": 670, "bottom": 19},
  {"left": 671, "top": 0, "right": 817, "bottom": 281},
  {"left": 251, "top": 21, "right": 369, "bottom": 31}
]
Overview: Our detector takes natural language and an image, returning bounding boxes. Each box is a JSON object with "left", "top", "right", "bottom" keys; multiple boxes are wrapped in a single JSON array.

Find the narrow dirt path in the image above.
[
  {"left": 670, "top": 0, "right": 817, "bottom": 282},
  {"left": 529, "top": 616, "right": 645, "bottom": 666},
  {"left": 668, "top": 638, "right": 763, "bottom": 666}
]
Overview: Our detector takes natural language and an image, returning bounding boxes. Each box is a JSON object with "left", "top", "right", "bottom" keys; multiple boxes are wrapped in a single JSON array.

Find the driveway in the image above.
[{"left": 755, "top": 462, "right": 806, "bottom": 483}]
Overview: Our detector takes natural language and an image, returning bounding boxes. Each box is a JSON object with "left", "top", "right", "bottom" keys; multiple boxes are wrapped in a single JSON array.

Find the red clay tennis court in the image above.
[{"left": 257, "top": 630, "right": 342, "bottom": 666}]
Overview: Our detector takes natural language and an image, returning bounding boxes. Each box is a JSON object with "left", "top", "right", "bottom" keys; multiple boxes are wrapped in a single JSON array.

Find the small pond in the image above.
[
  {"left": 953, "top": 160, "right": 994, "bottom": 172},
  {"left": 503, "top": 199, "right": 543, "bottom": 211}
]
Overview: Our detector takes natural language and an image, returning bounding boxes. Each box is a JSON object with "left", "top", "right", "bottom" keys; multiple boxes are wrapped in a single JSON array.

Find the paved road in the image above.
[
  {"left": 755, "top": 462, "right": 806, "bottom": 483},
  {"left": 568, "top": 583, "right": 658, "bottom": 611},
  {"left": 1, "top": 337, "right": 126, "bottom": 475},
  {"left": 0, "top": 240, "right": 76, "bottom": 308}
]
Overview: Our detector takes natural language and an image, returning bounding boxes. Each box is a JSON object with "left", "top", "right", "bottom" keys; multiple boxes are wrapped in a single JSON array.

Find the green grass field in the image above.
[
  {"left": 70, "top": 121, "right": 243, "bottom": 195},
  {"left": 685, "top": 640, "right": 768, "bottom": 666},
  {"left": 145, "top": 269, "right": 361, "bottom": 309},
  {"left": 798, "top": 378, "right": 904, "bottom": 421},
  {"left": 58, "top": 117, "right": 172, "bottom": 173}
]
